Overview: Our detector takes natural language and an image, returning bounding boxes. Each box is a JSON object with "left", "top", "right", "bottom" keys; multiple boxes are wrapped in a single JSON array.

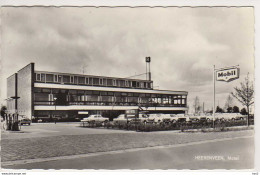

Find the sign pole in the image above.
[{"left": 213, "top": 65, "right": 215, "bottom": 128}]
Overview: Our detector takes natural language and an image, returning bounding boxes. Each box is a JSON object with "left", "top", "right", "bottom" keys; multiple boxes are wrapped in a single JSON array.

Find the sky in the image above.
[{"left": 0, "top": 7, "right": 255, "bottom": 112}]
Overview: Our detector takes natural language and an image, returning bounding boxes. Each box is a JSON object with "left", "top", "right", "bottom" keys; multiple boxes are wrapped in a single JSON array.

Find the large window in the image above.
[
  {"left": 46, "top": 74, "right": 54, "bottom": 82},
  {"left": 99, "top": 79, "right": 103, "bottom": 85},
  {"left": 113, "top": 79, "right": 116, "bottom": 86},
  {"left": 107, "top": 79, "right": 113, "bottom": 86},
  {"left": 63, "top": 75, "right": 70, "bottom": 83},
  {"left": 132, "top": 81, "right": 137, "bottom": 87},
  {"left": 58, "top": 75, "right": 62, "bottom": 82},
  {"left": 93, "top": 78, "right": 99, "bottom": 85},
  {"left": 70, "top": 76, "right": 74, "bottom": 84},
  {"left": 54, "top": 75, "right": 58, "bottom": 82},
  {"left": 41, "top": 74, "right": 45, "bottom": 82},
  {"left": 34, "top": 93, "right": 49, "bottom": 101},
  {"left": 78, "top": 77, "right": 85, "bottom": 84},
  {"left": 89, "top": 78, "right": 93, "bottom": 85},
  {"left": 36, "top": 74, "right": 41, "bottom": 81}
]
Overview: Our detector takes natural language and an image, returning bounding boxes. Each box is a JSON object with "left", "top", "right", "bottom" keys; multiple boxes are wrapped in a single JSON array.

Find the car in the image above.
[
  {"left": 113, "top": 114, "right": 128, "bottom": 124},
  {"left": 186, "top": 114, "right": 200, "bottom": 123},
  {"left": 81, "top": 114, "right": 109, "bottom": 123},
  {"left": 129, "top": 114, "right": 149, "bottom": 124},
  {"left": 235, "top": 114, "right": 247, "bottom": 120},
  {"left": 159, "top": 114, "right": 174, "bottom": 123},
  {"left": 147, "top": 113, "right": 165, "bottom": 123},
  {"left": 214, "top": 113, "right": 242, "bottom": 121},
  {"left": 20, "top": 118, "right": 31, "bottom": 125},
  {"left": 175, "top": 114, "right": 187, "bottom": 123}
]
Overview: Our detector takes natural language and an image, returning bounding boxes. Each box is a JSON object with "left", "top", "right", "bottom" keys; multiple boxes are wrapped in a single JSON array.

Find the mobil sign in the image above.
[{"left": 216, "top": 67, "right": 240, "bottom": 82}]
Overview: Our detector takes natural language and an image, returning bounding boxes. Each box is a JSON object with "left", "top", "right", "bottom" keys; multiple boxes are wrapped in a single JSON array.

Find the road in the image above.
[{"left": 3, "top": 136, "right": 254, "bottom": 170}]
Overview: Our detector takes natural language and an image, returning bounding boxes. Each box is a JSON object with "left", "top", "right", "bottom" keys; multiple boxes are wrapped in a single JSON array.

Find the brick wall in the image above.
[{"left": 17, "top": 63, "right": 34, "bottom": 119}]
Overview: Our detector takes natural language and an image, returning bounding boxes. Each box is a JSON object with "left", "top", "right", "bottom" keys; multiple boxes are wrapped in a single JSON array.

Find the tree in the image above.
[
  {"left": 232, "top": 106, "right": 240, "bottom": 113},
  {"left": 240, "top": 108, "right": 248, "bottom": 115},
  {"left": 216, "top": 106, "right": 224, "bottom": 113},
  {"left": 193, "top": 96, "right": 200, "bottom": 114},
  {"left": 1, "top": 105, "right": 7, "bottom": 120},
  {"left": 231, "top": 74, "right": 254, "bottom": 126},
  {"left": 224, "top": 95, "right": 233, "bottom": 112},
  {"left": 226, "top": 107, "right": 233, "bottom": 113}
]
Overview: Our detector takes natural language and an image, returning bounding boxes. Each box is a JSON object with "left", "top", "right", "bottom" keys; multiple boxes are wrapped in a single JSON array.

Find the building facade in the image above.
[{"left": 7, "top": 63, "right": 188, "bottom": 120}]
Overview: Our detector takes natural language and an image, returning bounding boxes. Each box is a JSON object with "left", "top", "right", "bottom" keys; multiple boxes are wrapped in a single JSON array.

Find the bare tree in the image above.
[
  {"left": 224, "top": 95, "right": 233, "bottom": 112},
  {"left": 231, "top": 73, "right": 254, "bottom": 126},
  {"left": 193, "top": 96, "right": 200, "bottom": 114}
]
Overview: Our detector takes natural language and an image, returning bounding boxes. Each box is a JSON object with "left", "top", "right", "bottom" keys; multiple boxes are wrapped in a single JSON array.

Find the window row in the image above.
[
  {"left": 34, "top": 93, "right": 187, "bottom": 105},
  {"left": 35, "top": 73, "right": 153, "bottom": 89},
  {"left": 34, "top": 88, "right": 187, "bottom": 99}
]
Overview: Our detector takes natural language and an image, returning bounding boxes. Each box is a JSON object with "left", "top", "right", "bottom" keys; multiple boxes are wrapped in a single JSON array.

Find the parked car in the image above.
[
  {"left": 186, "top": 114, "right": 200, "bottom": 123},
  {"left": 214, "top": 113, "right": 242, "bottom": 121},
  {"left": 129, "top": 114, "right": 149, "bottom": 124},
  {"left": 113, "top": 114, "right": 128, "bottom": 124},
  {"left": 159, "top": 114, "right": 174, "bottom": 123},
  {"left": 20, "top": 118, "right": 31, "bottom": 125},
  {"left": 235, "top": 114, "right": 247, "bottom": 120},
  {"left": 147, "top": 113, "right": 165, "bottom": 123},
  {"left": 175, "top": 114, "right": 187, "bottom": 123},
  {"left": 81, "top": 114, "right": 109, "bottom": 123}
]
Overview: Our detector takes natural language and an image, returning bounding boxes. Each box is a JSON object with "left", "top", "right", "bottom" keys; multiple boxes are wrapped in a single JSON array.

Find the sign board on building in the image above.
[
  {"left": 216, "top": 67, "right": 239, "bottom": 82},
  {"left": 78, "top": 111, "right": 89, "bottom": 114},
  {"left": 125, "top": 109, "right": 138, "bottom": 115}
]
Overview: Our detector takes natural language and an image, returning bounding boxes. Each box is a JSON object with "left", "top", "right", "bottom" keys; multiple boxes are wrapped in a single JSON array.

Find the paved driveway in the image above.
[{"left": 1, "top": 122, "right": 135, "bottom": 140}]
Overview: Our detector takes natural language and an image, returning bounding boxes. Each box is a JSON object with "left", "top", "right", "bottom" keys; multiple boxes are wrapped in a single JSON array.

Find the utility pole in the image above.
[{"left": 213, "top": 65, "right": 216, "bottom": 128}]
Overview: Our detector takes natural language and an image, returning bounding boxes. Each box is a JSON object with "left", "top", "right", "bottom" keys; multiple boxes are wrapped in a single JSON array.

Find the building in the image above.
[{"left": 7, "top": 63, "right": 188, "bottom": 120}]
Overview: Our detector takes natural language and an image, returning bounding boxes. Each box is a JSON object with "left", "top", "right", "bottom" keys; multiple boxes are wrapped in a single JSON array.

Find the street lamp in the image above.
[{"left": 53, "top": 97, "right": 57, "bottom": 123}]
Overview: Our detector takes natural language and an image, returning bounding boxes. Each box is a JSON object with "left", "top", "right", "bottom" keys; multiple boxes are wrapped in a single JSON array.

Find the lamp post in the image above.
[{"left": 53, "top": 97, "right": 57, "bottom": 123}]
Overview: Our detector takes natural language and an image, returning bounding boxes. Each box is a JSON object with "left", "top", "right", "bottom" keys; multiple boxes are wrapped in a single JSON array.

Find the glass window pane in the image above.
[
  {"left": 41, "top": 74, "right": 45, "bottom": 82},
  {"left": 63, "top": 75, "right": 70, "bottom": 83},
  {"left": 93, "top": 78, "right": 99, "bottom": 85},
  {"left": 69, "top": 90, "right": 77, "bottom": 95},
  {"left": 46, "top": 74, "right": 54, "bottom": 82},
  {"left": 107, "top": 92, "right": 114, "bottom": 96},
  {"left": 34, "top": 93, "right": 49, "bottom": 101},
  {"left": 34, "top": 88, "right": 41, "bottom": 93},
  {"left": 78, "top": 77, "right": 85, "bottom": 84},
  {"left": 89, "top": 78, "right": 93, "bottom": 85},
  {"left": 107, "top": 79, "right": 113, "bottom": 86},
  {"left": 101, "top": 91, "right": 107, "bottom": 96},
  {"left": 85, "top": 91, "right": 92, "bottom": 95},
  {"left": 36, "top": 74, "right": 41, "bottom": 81},
  {"left": 54, "top": 75, "right": 58, "bottom": 82},
  {"left": 93, "top": 91, "right": 99, "bottom": 95},
  {"left": 42, "top": 88, "right": 50, "bottom": 93}
]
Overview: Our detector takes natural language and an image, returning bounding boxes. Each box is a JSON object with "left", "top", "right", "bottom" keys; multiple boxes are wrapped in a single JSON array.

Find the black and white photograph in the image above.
[{"left": 0, "top": 6, "right": 256, "bottom": 171}]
